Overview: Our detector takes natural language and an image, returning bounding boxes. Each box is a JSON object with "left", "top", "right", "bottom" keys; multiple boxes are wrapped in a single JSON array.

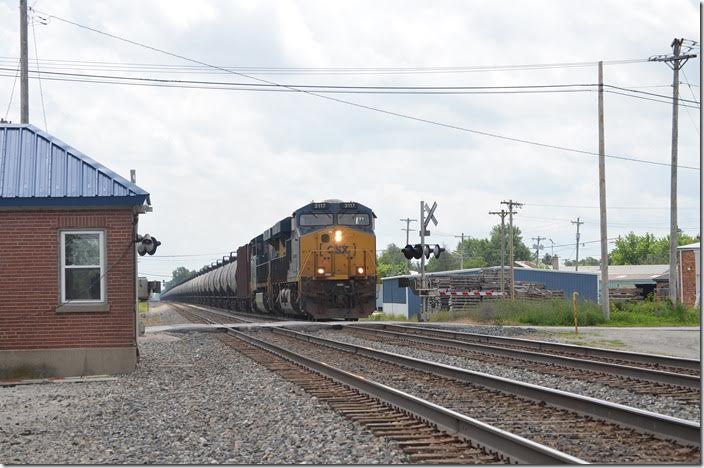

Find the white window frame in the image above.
[{"left": 60, "top": 230, "right": 106, "bottom": 304}]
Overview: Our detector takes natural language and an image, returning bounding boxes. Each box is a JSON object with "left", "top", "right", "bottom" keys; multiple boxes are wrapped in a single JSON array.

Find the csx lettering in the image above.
[{"left": 327, "top": 245, "right": 349, "bottom": 254}]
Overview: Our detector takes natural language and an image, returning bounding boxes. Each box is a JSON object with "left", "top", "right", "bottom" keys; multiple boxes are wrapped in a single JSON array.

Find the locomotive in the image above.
[{"left": 162, "top": 200, "right": 377, "bottom": 320}]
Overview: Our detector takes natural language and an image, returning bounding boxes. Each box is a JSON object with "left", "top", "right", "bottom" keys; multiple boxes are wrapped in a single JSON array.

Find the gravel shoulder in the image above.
[
  {"left": 0, "top": 330, "right": 407, "bottom": 464},
  {"left": 509, "top": 326, "right": 701, "bottom": 359},
  {"left": 310, "top": 329, "right": 700, "bottom": 422},
  {"left": 400, "top": 322, "right": 701, "bottom": 360}
]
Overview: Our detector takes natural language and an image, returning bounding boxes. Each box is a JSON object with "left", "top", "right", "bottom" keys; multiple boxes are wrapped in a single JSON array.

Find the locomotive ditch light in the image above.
[
  {"left": 334, "top": 230, "right": 343, "bottom": 243},
  {"left": 316, "top": 267, "right": 325, "bottom": 275},
  {"left": 356, "top": 266, "right": 365, "bottom": 275}
]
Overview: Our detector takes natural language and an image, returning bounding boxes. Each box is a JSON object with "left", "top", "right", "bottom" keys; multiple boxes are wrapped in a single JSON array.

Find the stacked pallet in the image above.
[
  {"left": 409, "top": 267, "right": 564, "bottom": 312},
  {"left": 609, "top": 287, "right": 644, "bottom": 302}
]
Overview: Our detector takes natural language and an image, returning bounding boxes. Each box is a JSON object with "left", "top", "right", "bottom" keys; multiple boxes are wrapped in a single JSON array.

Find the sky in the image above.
[{"left": 0, "top": 0, "right": 700, "bottom": 283}]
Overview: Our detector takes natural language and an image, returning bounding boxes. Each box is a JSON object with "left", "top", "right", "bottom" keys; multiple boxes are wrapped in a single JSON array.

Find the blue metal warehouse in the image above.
[{"left": 381, "top": 267, "right": 598, "bottom": 319}]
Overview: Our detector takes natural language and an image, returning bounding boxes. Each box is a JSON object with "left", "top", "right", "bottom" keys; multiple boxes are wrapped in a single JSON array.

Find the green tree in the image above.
[
  {"left": 564, "top": 256, "right": 600, "bottom": 266},
  {"left": 377, "top": 243, "right": 410, "bottom": 278},
  {"left": 165, "top": 266, "right": 197, "bottom": 290},
  {"left": 609, "top": 232, "right": 698, "bottom": 265},
  {"left": 425, "top": 225, "right": 532, "bottom": 273},
  {"left": 426, "top": 243, "right": 462, "bottom": 272}
]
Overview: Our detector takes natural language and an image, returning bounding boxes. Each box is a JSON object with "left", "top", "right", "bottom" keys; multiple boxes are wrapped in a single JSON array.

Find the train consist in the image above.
[{"left": 162, "top": 200, "right": 377, "bottom": 320}]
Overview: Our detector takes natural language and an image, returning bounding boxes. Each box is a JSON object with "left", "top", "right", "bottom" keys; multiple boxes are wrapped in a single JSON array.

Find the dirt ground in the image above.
[{"left": 514, "top": 326, "right": 701, "bottom": 359}]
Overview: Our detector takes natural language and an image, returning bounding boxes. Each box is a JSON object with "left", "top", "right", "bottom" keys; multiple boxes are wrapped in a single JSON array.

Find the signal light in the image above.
[
  {"left": 402, "top": 243, "right": 444, "bottom": 260},
  {"left": 136, "top": 234, "right": 162, "bottom": 256}
]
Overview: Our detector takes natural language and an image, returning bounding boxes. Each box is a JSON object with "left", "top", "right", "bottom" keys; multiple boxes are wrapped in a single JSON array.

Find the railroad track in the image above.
[
  {"left": 249, "top": 326, "right": 700, "bottom": 464},
  {"left": 340, "top": 325, "right": 700, "bottom": 401},
  {"left": 171, "top": 303, "right": 279, "bottom": 324},
  {"left": 364, "top": 323, "right": 700, "bottom": 376},
  {"left": 170, "top": 303, "right": 580, "bottom": 464}
]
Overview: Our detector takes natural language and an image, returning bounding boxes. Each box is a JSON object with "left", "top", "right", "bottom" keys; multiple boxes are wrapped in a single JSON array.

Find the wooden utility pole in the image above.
[
  {"left": 500, "top": 200, "right": 522, "bottom": 300},
  {"left": 648, "top": 39, "right": 696, "bottom": 304},
  {"left": 20, "top": 0, "right": 29, "bottom": 123},
  {"left": 489, "top": 209, "right": 509, "bottom": 293},
  {"left": 597, "top": 61, "right": 609, "bottom": 320},
  {"left": 532, "top": 236, "right": 545, "bottom": 265},
  {"left": 453, "top": 233, "right": 465, "bottom": 269},
  {"left": 571, "top": 217, "right": 584, "bottom": 271}
]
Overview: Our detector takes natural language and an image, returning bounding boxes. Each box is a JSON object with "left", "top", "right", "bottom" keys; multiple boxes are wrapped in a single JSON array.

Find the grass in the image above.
[
  {"left": 608, "top": 301, "right": 700, "bottom": 326},
  {"left": 362, "top": 311, "right": 408, "bottom": 321},
  {"left": 429, "top": 298, "right": 700, "bottom": 327},
  {"left": 138, "top": 301, "right": 149, "bottom": 314}
]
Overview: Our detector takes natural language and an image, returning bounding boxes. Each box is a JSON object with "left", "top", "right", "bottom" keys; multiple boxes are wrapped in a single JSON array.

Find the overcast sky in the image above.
[{"left": 0, "top": 0, "right": 700, "bottom": 282}]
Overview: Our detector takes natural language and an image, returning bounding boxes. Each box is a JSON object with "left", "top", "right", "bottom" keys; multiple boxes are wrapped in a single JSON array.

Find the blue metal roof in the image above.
[{"left": 0, "top": 124, "right": 149, "bottom": 207}]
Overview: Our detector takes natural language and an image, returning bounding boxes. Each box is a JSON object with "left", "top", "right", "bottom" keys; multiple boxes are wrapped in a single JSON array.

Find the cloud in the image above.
[{"left": 0, "top": 0, "right": 699, "bottom": 279}]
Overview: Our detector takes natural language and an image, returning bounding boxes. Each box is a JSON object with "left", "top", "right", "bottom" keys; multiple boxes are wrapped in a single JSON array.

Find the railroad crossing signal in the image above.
[
  {"left": 137, "top": 234, "right": 162, "bottom": 256},
  {"left": 402, "top": 244, "right": 445, "bottom": 260},
  {"left": 420, "top": 201, "right": 438, "bottom": 236}
]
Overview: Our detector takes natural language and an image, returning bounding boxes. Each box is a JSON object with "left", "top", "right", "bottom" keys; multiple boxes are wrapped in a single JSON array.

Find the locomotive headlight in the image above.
[
  {"left": 334, "top": 230, "right": 343, "bottom": 243},
  {"left": 356, "top": 266, "right": 365, "bottom": 275},
  {"left": 316, "top": 267, "right": 325, "bottom": 275}
]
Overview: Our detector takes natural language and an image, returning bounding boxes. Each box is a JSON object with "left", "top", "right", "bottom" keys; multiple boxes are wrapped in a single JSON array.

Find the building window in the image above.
[{"left": 60, "top": 231, "right": 105, "bottom": 303}]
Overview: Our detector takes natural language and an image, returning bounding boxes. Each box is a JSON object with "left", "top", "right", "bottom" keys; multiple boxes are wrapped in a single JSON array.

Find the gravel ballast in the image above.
[
  {"left": 311, "top": 329, "right": 701, "bottom": 422},
  {"left": 0, "top": 332, "right": 407, "bottom": 464}
]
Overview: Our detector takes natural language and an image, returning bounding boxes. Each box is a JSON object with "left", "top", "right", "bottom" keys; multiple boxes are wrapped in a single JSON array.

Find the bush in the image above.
[
  {"left": 608, "top": 300, "right": 699, "bottom": 326},
  {"left": 470, "top": 299, "right": 605, "bottom": 326}
]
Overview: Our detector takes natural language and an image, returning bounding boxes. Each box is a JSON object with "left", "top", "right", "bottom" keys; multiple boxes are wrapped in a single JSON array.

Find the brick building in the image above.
[
  {"left": 0, "top": 124, "right": 151, "bottom": 378},
  {"left": 678, "top": 243, "right": 700, "bottom": 308}
]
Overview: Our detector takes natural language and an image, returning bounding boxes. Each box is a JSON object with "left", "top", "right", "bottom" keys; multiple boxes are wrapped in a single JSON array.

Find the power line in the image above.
[
  {"left": 1, "top": 66, "right": 699, "bottom": 108},
  {"left": 523, "top": 202, "right": 700, "bottom": 210},
  {"left": 30, "top": 15, "right": 47, "bottom": 131},
  {"left": 29, "top": 10, "right": 701, "bottom": 171},
  {"left": 0, "top": 54, "right": 651, "bottom": 75},
  {"left": 2, "top": 60, "right": 19, "bottom": 120}
]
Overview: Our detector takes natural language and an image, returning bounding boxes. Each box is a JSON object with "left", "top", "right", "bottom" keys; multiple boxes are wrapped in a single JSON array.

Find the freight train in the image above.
[{"left": 162, "top": 200, "right": 377, "bottom": 320}]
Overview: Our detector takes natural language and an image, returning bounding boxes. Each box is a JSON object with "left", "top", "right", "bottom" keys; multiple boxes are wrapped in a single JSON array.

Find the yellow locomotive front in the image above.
[{"left": 295, "top": 201, "right": 377, "bottom": 319}]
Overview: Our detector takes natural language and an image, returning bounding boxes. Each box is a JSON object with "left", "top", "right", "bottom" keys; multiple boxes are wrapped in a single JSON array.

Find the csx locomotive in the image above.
[{"left": 162, "top": 200, "right": 377, "bottom": 320}]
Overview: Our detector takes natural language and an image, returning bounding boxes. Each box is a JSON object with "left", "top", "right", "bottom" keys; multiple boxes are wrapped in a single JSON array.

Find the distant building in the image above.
[
  {"left": 0, "top": 124, "right": 151, "bottom": 379},
  {"left": 381, "top": 266, "right": 597, "bottom": 319},
  {"left": 678, "top": 243, "right": 700, "bottom": 307}
]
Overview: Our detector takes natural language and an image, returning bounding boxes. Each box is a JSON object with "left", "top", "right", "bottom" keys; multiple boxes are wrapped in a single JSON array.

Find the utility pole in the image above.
[
  {"left": 597, "top": 61, "right": 609, "bottom": 320},
  {"left": 20, "top": 0, "right": 29, "bottom": 123},
  {"left": 649, "top": 39, "right": 696, "bottom": 305},
  {"left": 400, "top": 218, "right": 417, "bottom": 270},
  {"left": 500, "top": 200, "right": 522, "bottom": 300},
  {"left": 571, "top": 217, "right": 584, "bottom": 271},
  {"left": 532, "top": 236, "right": 545, "bottom": 265},
  {"left": 453, "top": 233, "right": 465, "bottom": 269},
  {"left": 489, "top": 209, "right": 510, "bottom": 293}
]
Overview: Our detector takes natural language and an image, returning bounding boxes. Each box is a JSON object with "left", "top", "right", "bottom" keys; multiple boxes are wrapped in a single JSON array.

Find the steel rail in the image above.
[
  {"left": 345, "top": 325, "right": 700, "bottom": 389},
  {"left": 172, "top": 303, "right": 586, "bottom": 463},
  {"left": 228, "top": 327, "right": 587, "bottom": 464},
  {"left": 359, "top": 323, "right": 701, "bottom": 372},
  {"left": 270, "top": 327, "right": 701, "bottom": 446}
]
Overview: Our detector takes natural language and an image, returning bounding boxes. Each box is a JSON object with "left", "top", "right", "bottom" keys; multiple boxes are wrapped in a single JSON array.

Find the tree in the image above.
[
  {"left": 164, "top": 266, "right": 197, "bottom": 290},
  {"left": 609, "top": 232, "right": 698, "bottom": 265},
  {"left": 426, "top": 243, "right": 462, "bottom": 272},
  {"left": 377, "top": 243, "right": 410, "bottom": 278},
  {"left": 426, "top": 225, "right": 532, "bottom": 273},
  {"left": 564, "top": 256, "right": 600, "bottom": 266}
]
